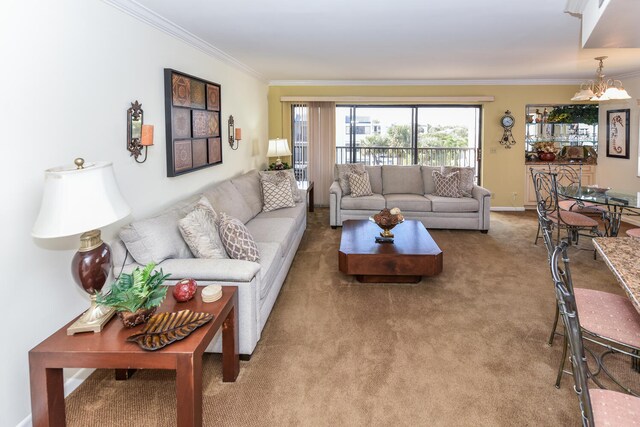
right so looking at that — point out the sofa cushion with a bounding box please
[218,213,260,262]
[255,202,306,231]
[365,166,383,194]
[204,180,253,224]
[443,166,475,197]
[335,163,365,195]
[426,194,479,212]
[119,205,195,266]
[382,165,423,195]
[256,242,282,300]
[341,193,386,210]
[231,170,263,218]
[259,169,302,203]
[261,176,295,212]
[245,217,297,258]
[178,196,228,259]
[433,171,463,198]
[349,171,373,197]
[421,166,442,195]
[384,194,432,212]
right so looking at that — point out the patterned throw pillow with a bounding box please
[349,171,373,197]
[443,167,474,197]
[433,171,463,198]
[178,196,228,259]
[218,213,260,262]
[336,163,365,195]
[259,170,302,203]
[262,176,295,212]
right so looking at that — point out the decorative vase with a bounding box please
[118,307,157,328]
[539,152,556,162]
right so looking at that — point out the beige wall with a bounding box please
[268,84,578,208]
[0,1,268,424]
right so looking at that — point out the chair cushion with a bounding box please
[335,164,365,195]
[365,166,383,194]
[382,165,423,195]
[443,166,475,197]
[341,193,386,210]
[384,194,432,212]
[261,176,295,212]
[590,389,640,427]
[218,213,259,262]
[178,196,228,259]
[558,199,605,214]
[421,166,442,194]
[204,180,253,224]
[574,288,640,348]
[433,171,463,198]
[349,171,373,197]
[425,194,479,213]
[627,228,640,238]
[231,170,263,218]
[548,211,598,227]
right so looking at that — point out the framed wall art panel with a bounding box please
[606,109,630,159]
[164,69,222,176]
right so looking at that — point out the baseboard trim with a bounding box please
[17,368,95,427]
[491,207,526,212]
[623,216,640,227]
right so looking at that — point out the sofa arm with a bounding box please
[120,258,261,283]
[472,185,491,231]
[329,181,342,226]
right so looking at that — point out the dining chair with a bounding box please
[554,277,640,426]
[626,228,640,238]
[555,164,606,216]
[531,168,601,246]
[549,240,640,395]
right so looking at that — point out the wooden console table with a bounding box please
[29,286,239,427]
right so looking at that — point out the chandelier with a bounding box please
[571,56,631,102]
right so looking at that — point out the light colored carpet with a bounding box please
[65,209,635,426]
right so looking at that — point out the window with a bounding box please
[336,105,482,182]
[291,104,308,181]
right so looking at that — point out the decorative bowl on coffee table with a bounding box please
[369,215,404,238]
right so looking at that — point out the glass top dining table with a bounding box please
[558,185,640,237]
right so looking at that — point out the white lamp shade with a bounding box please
[32,161,131,238]
[267,138,292,158]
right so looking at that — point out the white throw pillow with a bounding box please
[218,213,260,262]
[349,171,373,197]
[433,171,463,198]
[178,197,228,259]
[262,177,295,212]
[259,170,302,203]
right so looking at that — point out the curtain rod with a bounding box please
[280,96,495,103]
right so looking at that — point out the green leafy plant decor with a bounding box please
[96,263,170,327]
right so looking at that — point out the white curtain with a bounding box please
[307,102,336,206]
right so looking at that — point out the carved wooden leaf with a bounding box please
[126,309,214,351]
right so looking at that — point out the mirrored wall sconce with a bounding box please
[228,115,242,150]
[127,100,154,163]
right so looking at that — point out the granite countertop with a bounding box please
[592,237,640,314]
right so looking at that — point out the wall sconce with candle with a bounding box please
[127,100,154,163]
[228,115,242,150]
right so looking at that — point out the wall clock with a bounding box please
[499,110,516,149]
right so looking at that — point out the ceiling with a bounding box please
[126,0,640,83]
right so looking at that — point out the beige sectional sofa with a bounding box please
[111,169,306,357]
[329,165,490,232]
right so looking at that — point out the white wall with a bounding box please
[596,75,640,195]
[0,1,268,425]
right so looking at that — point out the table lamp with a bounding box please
[267,138,292,169]
[32,158,131,335]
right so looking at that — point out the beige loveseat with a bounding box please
[329,165,490,232]
[111,169,306,357]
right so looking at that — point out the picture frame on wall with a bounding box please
[606,109,630,159]
[164,69,222,176]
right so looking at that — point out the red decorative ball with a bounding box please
[173,278,197,302]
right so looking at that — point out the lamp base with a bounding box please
[67,295,116,335]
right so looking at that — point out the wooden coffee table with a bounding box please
[339,219,443,283]
[29,286,239,427]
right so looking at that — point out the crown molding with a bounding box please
[564,0,590,15]
[269,79,584,87]
[101,0,265,82]
[280,96,495,103]
[613,69,640,80]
